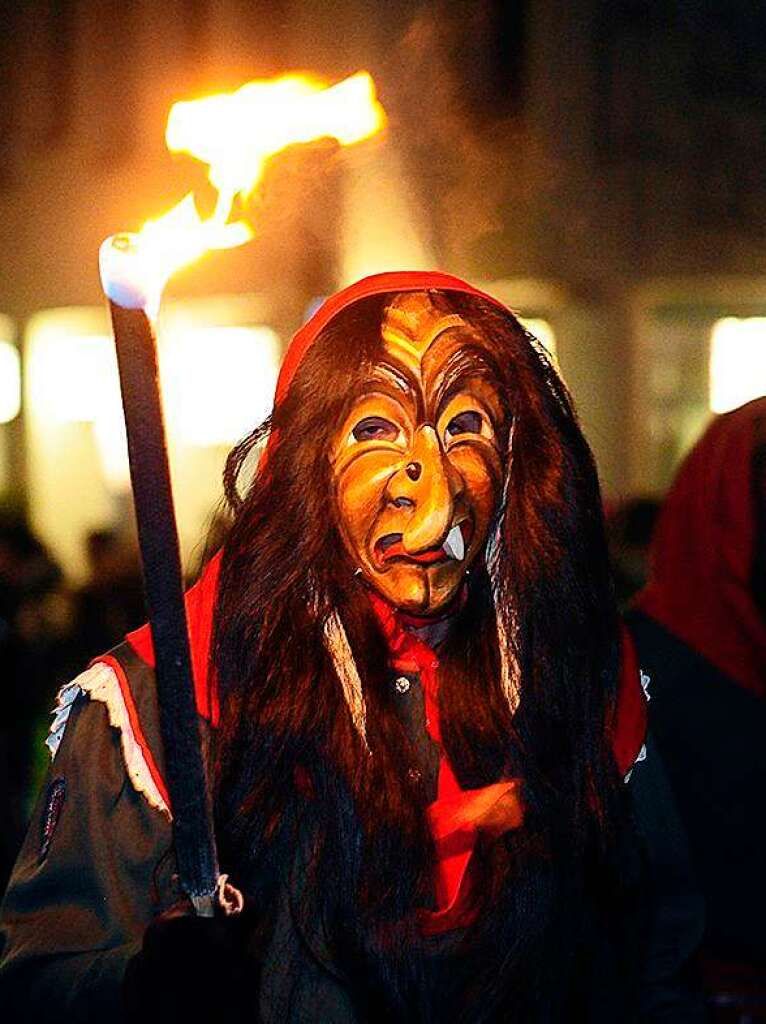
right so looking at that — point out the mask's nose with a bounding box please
[387,425,464,553]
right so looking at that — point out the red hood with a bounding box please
[274,269,508,403]
[634,397,766,698]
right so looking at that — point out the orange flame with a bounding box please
[100,71,386,316]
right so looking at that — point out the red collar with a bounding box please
[366,589,441,677]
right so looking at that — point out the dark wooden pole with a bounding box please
[108,301,219,916]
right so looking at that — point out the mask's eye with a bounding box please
[351,416,400,442]
[445,410,483,438]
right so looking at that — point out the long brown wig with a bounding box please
[212,292,640,1022]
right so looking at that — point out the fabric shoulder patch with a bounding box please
[45,662,170,819]
[39,777,66,862]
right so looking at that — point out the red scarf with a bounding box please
[366,590,646,935]
[367,590,510,933]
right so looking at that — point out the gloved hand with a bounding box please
[122,899,259,1023]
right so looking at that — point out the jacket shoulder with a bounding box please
[48,642,171,817]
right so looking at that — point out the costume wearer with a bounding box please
[628,398,766,969]
[1,273,705,1022]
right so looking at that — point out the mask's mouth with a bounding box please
[374,520,473,568]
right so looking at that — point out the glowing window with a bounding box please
[161,325,280,445]
[27,331,120,423]
[25,304,281,580]
[26,316,280,445]
[25,316,127,487]
[710,317,766,414]
[0,339,21,423]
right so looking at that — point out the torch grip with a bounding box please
[109,302,219,913]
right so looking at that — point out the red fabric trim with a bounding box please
[126,552,222,726]
[613,624,648,776]
[94,653,171,812]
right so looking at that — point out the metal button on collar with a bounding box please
[395,676,411,694]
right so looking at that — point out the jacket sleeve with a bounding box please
[0,691,174,1023]
[630,733,707,1024]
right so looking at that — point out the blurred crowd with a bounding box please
[1,399,765,1020]
[0,518,145,887]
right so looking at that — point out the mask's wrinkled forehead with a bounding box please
[381,291,475,369]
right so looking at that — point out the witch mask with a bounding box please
[331,291,506,615]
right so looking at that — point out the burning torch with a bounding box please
[98,72,385,916]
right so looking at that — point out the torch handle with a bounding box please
[109,302,219,915]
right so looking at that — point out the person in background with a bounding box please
[608,497,662,609]
[67,528,145,669]
[0,516,70,889]
[626,397,766,1019]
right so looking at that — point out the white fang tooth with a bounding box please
[444,524,465,561]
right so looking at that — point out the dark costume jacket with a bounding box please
[0,272,707,1021]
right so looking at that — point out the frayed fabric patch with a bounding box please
[46,680,82,760]
[40,777,66,862]
[47,662,170,818]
